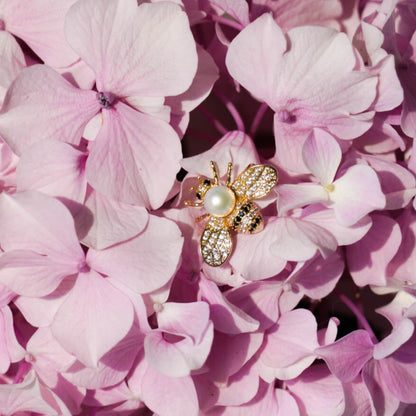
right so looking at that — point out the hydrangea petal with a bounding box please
[302,128,342,186]
[229,217,287,280]
[316,330,374,382]
[269,217,337,261]
[0,250,78,297]
[1,0,79,68]
[261,309,319,370]
[86,101,182,208]
[347,214,402,287]
[330,165,386,226]
[0,191,84,262]
[0,371,59,415]
[0,65,99,156]
[51,270,134,368]
[17,140,87,205]
[87,215,183,294]
[286,365,345,416]
[65,0,197,97]
[0,31,25,101]
[199,277,259,334]
[277,183,328,215]
[226,14,286,105]
[76,188,149,250]
[141,365,199,416]
[14,277,74,328]
[62,325,142,389]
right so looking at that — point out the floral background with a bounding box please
[0,0,415,415]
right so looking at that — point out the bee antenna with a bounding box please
[210,161,219,185]
[226,162,233,186]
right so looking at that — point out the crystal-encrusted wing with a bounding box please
[200,216,232,267]
[231,165,278,200]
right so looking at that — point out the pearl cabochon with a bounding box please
[204,186,236,217]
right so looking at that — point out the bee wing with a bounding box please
[231,165,278,200]
[200,217,232,267]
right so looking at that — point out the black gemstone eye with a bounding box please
[203,179,211,186]
[196,192,201,200]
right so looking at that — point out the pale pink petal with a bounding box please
[16,140,87,204]
[387,208,416,283]
[2,0,79,67]
[226,281,283,331]
[354,114,406,155]
[342,376,373,416]
[251,0,343,30]
[277,183,328,215]
[316,330,374,382]
[27,327,78,386]
[215,361,260,406]
[301,204,372,246]
[87,215,183,294]
[0,371,59,415]
[86,101,182,208]
[0,65,99,156]
[0,31,25,101]
[302,129,342,186]
[273,26,377,120]
[261,310,319,379]
[371,55,404,111]
[145,302,213,377]
[0,191,84,262]
[347,214,402,287]
[362,360,400,416]
[204,332,264,382]
[226,14,286,105]
[58,58,96,90]
[229,217,287,280]
[373,318,414,360]
[65,0,197,97]
[141,364,199,416]
[330,165,386,226]
[379,356,416,403]
[269,216,338,261]
[286,251,344,299]
[0,306,24,373]
[166,45,219,114]
[199,276,259,334]
[209,0,250,26]
[286,364,345,416]
[63,325,142,389]
[0,250,79,297]
[76,187,149,250]
[318,317,339,347]
[14,277,75,328]
[51,270,134,367]
[181,130,261,182]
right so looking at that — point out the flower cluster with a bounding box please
[0,0,416,414]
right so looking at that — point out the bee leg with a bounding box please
[195,213,210,223]
[226,162,233,186]
[210,161,219,185]
[184,200,203,207]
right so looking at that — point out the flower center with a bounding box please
[325,184,335,192]
[276,109,296,123]
[97,91,115,108]
[204,185,236,217]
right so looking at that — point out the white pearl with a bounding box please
[204,186,236,217]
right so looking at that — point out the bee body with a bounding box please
[185,162,278,267]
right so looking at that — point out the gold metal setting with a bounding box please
[185,161,278,267]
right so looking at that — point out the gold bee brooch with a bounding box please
[185,161,278,267]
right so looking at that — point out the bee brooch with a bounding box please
[185,161,278,267]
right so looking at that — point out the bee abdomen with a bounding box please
[231,202,263,234]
